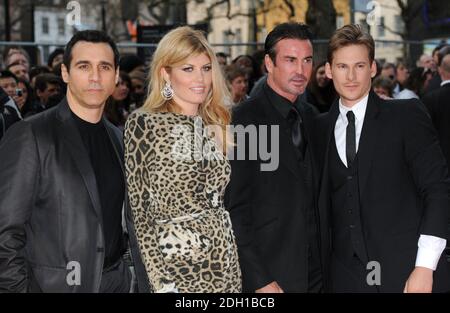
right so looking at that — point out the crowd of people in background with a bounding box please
[1,39,449,140]
[0,46,147,138]
[0,26,450,294]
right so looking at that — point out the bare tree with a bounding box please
[139,0,188,25]
[372,0,439,63]
[306,0,337,62]
[0,0,45,40]
[102,0,130,41]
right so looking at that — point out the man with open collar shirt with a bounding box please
[0,30,149,293]
[315,24,450,293]
[226,22,325,293]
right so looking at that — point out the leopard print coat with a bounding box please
[124,110,242,293]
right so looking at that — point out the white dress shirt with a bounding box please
[334,93,446,271]
[440,79,450,87]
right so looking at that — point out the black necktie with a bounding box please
[288,106,306,158]
[346,111,356,166]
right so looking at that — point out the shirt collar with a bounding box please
[338,93,369,124]
[263,81,302,119]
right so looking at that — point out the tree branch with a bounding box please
[282,0,295,18]
[205,0,229,21]
[396,0,406,12]
[381,23,405,38]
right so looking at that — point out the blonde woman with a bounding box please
[124,26,242,293]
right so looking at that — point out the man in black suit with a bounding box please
[226,23,325,293]
[317,24,450,292]
[423,54,450,253]
[423,54,450,168]
[424,46,450,95]
[0,30,149,292]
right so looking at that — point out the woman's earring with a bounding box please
[161,81,174,100]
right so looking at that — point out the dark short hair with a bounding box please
[372,76,394,97]
[29,65,51,82]
[404,67,427,96]
[265,22,313,64]
[224,64,247,83]
[382,62,397,75]
[34,73,62,92]
[327,24,375,65]
[48,48,65,67]
[437,45,450,67]
[433,44,446,57]
[396,60,409,69]
[63,30,119,72]
[0,70,19,83]
[118,71,131,88]
[119,54,144,73]
[216,52,228,59]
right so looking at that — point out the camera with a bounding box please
[16,88,23,97]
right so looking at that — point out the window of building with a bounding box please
[43,46,50,62]
[359,18,370,33]
[235,28,242,56]
[223,30,233,56]
[42,16,49,35]
[336,14,344,29]
[235,28,242,43]
[395,15,404,33]
[58,18,65,36]
[378,16,385,37]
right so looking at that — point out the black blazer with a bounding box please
[225,85,327,292]
[0,99,150,292]
[316,92,450,292]
[423,84,450,171]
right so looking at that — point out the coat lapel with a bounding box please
[316,100,340,281]
[56,99,103,223]
[356,92,381,199]
[319,99,340,204]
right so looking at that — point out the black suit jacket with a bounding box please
[316,92,450,292]
[423,83,450,169]
[0,99,150,292]
[424,73,442,95]
[225,85,327,292]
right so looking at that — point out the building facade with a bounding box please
[187,0,258,60]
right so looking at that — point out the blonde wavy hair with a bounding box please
[142,26,232,152]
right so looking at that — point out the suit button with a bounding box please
[97,247,104,252]
[348,209,353,214]
[347,175,353,180]
[349,224,355,229]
